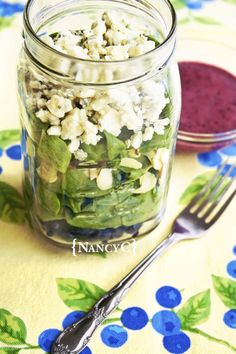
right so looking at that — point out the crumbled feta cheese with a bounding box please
[133,172,157,194]
[143,127,154,141]
[120,158,142,170]
[74,149,88,161]
[47,126,62,136]
[46,95,73,118]
[96,168,113,190]
[153,118,170,135]
[45,11,160,61]
[36,109,60,125]
[130,131,143,149]
[68,138,80,153]
[61,108,85,140]
[76,88,96,98]
[99,107,122,137]
[90,96,111,111]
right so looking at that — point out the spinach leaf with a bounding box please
[120,189,160,226]
[144,34,161,47]
[38,131,71,173]
[140,126,172,154]
[82,139,108,162]
[66,210,122,229]
[63,169,110,198]
[104,131,126,160]
[37,181,61,216]
[66,197,84,213]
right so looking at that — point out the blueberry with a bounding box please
[197,151,222,167]
[101,325,128,348]
[121,307,149,330]
[163,332,191,353]
[152,310,181,336]
[219,164,236,178]
[221,144,236,156]
[156,286,182,308]
[227,261,236,279]
[38,328,61,352]
[0,148,3,157]
[6,145,22,160]
[63,311,86,329]
[224,310,236,329]
[0,166,3,175]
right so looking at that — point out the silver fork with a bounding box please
[51,160,236,354]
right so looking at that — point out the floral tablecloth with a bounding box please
[0,1,236,354]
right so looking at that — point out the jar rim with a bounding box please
[23,0,177,65]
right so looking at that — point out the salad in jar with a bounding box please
[18,8,179,246]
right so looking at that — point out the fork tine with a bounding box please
[206,187,236,226]
[194,161,236,214]
[187,159,229,210]
[203,170,236,219]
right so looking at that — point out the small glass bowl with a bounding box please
[176,28,236,152]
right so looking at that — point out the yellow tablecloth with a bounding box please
[0,1,236,353]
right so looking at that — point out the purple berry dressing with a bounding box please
[179,61,236,134]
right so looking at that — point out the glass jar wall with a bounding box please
[18,0,181,247]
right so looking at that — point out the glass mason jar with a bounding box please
[17,0,181,247]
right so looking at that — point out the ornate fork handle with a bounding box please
[51,233,182,354]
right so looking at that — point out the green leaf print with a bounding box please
[0,130,20,149]
[177,289,211,329]
[170,0,186,10]
[179,171,230,205]
[0,17,15,31]
[0,309,27,345]
[56,278,106,312]
[0,348,20,354]
[193,16,221,25]
[212,275,236,308]
[0,182,27,224]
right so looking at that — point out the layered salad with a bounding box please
[20,11,174,243]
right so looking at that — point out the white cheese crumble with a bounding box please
[42,11,158,61]
[30,11,171,165]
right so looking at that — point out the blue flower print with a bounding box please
[101,325,128,348]
[197,151,222,168]
[121,307,149,330]
[0,166,2,175]
[220,163,236,178]
[186,0,203,9]
[38,328,61,352]
[6,144,22,160]
[156,286,182,308]
[152,310,181,336]
[0,1,24,17]
[233,245,236,256]
[0,147,3,157]
[221,144,236,156]
[224,310,236,329]
[62,311,86,329]
[163,332,191,353]
[227,260,236,279]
